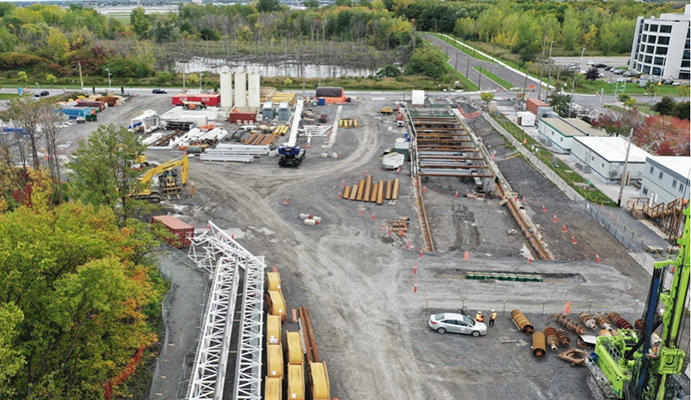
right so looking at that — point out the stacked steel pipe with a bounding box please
[556,329,570,346]
[544,327,559,351]
[511,309,534,334]
[554,314,585,335]
[607,312,633,329]
[343,177,399,203]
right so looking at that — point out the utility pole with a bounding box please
[200,71,203,92]
[105,67,112,93]
[78,62,84,90]
[580,47,586,72]
[617,128,634,207]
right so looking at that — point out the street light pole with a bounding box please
[580,47,586,72]
[105,67,112,93]
[617,128,634,207]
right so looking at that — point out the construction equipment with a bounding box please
[134,156,189,202]
[278,145,305,168]
[586,207,689,400]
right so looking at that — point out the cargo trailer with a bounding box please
[171,94,221,107]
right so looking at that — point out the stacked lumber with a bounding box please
[242,133,277,145]
[342,177,399,204]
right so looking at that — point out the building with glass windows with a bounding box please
[630,5,690,81]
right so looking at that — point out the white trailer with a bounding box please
[128,110,160,134]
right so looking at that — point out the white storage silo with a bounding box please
[248,73,260,108]
[220,66,233,110]
[234,72,247,108]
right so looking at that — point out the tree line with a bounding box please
[0,96,174,398]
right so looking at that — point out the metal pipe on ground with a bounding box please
[356,179,366,201]
[554,314,585,335]
[544,327,559,351]
[370,183,378,202]
[532,332,546,357]
[350,185,358,200]
[363,176,372,202]
[392,178,400,200]
[385,180,392,200]
[377,181,384,205]
[511,309,534,334]
[578,312,596,329]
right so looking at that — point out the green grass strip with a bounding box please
[474,66,513,89]
[490,113,616,206]
[431,33,496,64]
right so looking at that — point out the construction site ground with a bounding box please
[48,93,684,399]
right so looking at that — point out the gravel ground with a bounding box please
[149,95,664,400]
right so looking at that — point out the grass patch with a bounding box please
[0,93,22,100]
[574,79,683,96]
[450,69,479,91]
[490,112,616,206]
[431,33,495,64]
[474,66,513,89]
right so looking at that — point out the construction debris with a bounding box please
[531,331,546,358]
[544,327,559,351]
[554,314,585,335]
[558,348,589,366]
[556,329,571,346]
[607,312,633,329]
[578,312,597,329]
[390,217,409,236]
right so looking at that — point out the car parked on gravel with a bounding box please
[428,313,487,336]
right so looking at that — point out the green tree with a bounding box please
[0,201,164,399]
[652,97,676,116]
[561,8,581,51]
[16,71,28,82]
[0,27,16,52]
[480,92,494,105]
[548,91,574,118]
[406,45,448,79]
[45,27,69,61]
[45,73,57,83]
[304,0,320,8]
[257,0,281,12]
[130,7,151,38]
[67,124,148,224]
[0,302,24,398]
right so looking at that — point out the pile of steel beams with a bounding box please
[406,107,491,178]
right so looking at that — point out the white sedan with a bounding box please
[428,313,487,336]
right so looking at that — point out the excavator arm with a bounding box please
[134,155,189,202]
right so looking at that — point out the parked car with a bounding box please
[40,90,49,97]
[594,63,608,69]
[428,313,487,336]
[152,88,167,94]
[661,79,675,85]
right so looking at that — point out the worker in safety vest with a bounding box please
[475,311,485,323]
[489,310,497,327]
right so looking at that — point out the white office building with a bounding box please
[630,5,691,81]
[640,156,691,205]
[570,136,650,183]
[538,117,607,153]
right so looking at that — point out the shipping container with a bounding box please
[60,107,94,119]
[229,111,257,123]
[264,377,282,400]
[286,331,303,365]
[267,271,281,291]
[310,362,330,400]
[172,94,221,107]
[266,344,284,378]
[152,215,194,248]
[526,98,548,115]
[268,290,287,321]
[315,87,343,98]
[266,314,282,345]
[287,364,305,400]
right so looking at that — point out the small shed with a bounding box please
[152,215,194,248]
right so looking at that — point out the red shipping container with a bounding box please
[229,111,257,123]
[526,98,548,115]
[172,94,221,107]
[152,215,194,248]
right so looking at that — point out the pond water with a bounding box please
[175,58,374,78]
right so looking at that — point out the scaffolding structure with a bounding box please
[186,221,264,400]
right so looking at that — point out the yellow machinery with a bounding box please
[135,156,189,202]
